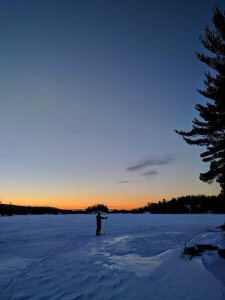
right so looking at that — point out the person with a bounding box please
[96,211,108,235]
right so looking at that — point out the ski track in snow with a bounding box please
[0,214,225,300]
[0,238,80,297]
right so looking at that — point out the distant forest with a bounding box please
[0,194,224,216]
[130,195,225,214]
[0,204,75,216]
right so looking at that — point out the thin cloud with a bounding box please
[118,180,131,184]
[126,155,174,172]
[141,170,158,177]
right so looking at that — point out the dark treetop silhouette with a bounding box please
[176,8,225,196]
[86,204,109,213]
[96,211,108,236]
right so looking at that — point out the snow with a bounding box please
[0,214,225,300]
[186,229,225,249]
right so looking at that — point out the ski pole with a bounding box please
[104,218,108,235]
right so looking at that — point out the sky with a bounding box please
[0,0,224,209]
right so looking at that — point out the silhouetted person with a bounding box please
[96,211,108,235]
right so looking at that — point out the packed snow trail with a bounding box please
[0,214,225,299]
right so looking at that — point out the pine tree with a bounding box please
[175,8,225,196]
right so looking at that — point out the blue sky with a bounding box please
[0,0,224,208]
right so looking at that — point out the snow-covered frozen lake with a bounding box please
[1,214,225,300]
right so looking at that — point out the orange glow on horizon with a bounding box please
[0,194,162,210]
[0,188,219,210]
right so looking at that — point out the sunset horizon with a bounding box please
[0,0,223,211]
[1,188,220,210]
[1,2,225,299]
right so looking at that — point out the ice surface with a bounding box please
[0,214,225,299]
[187,230,225,249]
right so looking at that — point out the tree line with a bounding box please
[130,194,225,214]
[0,204,74,216]
[2,194,224,216]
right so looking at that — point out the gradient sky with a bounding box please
[0,0,224,209]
